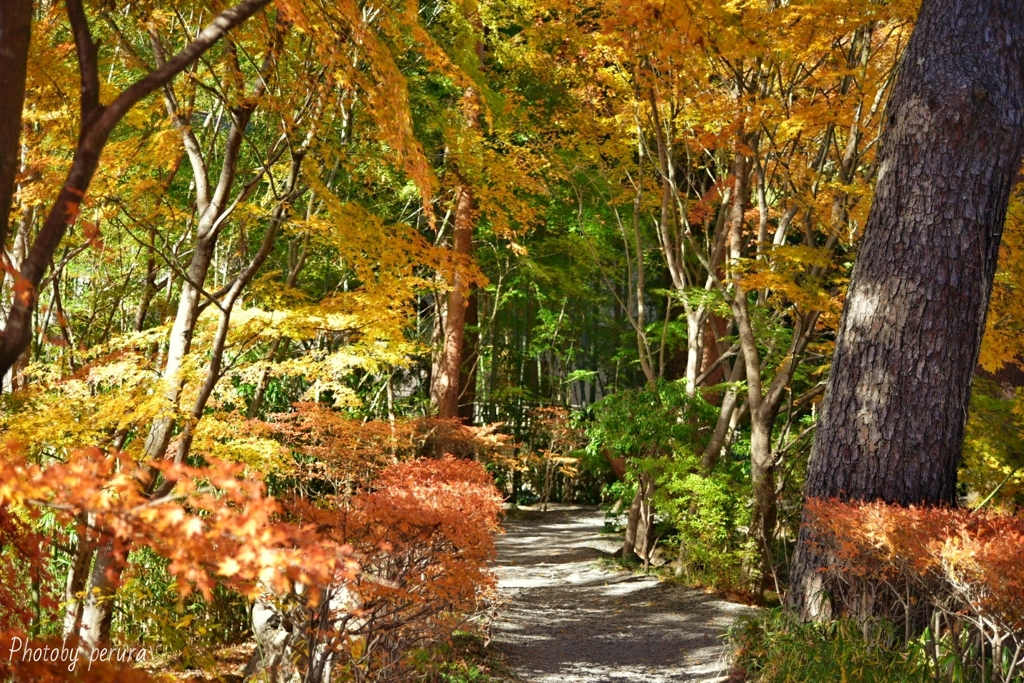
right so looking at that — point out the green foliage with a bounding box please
[730,609,931,683]
[112,548,249,668]
[585,380,715,462]
[587,380,759,589]
[655,452,758,590]
[405,630,514,683]
[961,379,1024,507]
[732,606,1024,683]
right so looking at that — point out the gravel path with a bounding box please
[490,505,755,683]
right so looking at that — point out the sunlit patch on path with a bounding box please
[491,505,755,683]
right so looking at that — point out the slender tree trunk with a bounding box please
[0,0,32,251]
[458,292,478,425]
[726,130,818,593]
[789,0,1024,618]
[2,205,31,391]
[621,471,653,560]
[683,307,706,397]
[76,24,289,649]
[78,539,120,653]
[133,250,158,332]
[702,356,746,469]
[431,185,474,420]
[247,337,288,418]
[621,481,644,558]
[61,514,92,641]
[749,404,780,591]
[700,315,730,400]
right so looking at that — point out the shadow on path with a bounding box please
[490,505,755,683]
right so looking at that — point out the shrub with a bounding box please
[730,608,930,683]
[804,499,1024,681]
[113,547,250,668]
[654,452,758,591]
[250,457,503,683]
[586,380,758,591]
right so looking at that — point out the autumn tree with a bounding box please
[789,0,1024,618]
[500,0,912,589]
[0,0,274,381]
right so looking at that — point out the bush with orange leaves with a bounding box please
[258,402,514,491]
[0,446,360,683]
[247,456,503,683]
[0,447,501,683]
[805,498,1024,680]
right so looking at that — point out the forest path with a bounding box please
[490,505,754,683]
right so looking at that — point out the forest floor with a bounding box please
[490,505,756,683]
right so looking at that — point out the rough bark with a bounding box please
[789,0,1024,618]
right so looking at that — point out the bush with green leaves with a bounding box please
[586,380,714,463]
[586,380,756,588]
[730,609,931,683]
[112,547,250,668]
[653,452,758,590]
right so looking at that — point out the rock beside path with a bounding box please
[490,505,756,682]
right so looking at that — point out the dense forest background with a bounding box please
[2,0,1024,680]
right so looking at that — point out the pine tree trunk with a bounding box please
[789,0,1024,618]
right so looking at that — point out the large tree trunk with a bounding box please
[789,0,1024,619]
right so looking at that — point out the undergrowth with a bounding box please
[729,609,930,683]
[408,630,520,683]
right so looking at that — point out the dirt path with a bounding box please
[490,505,755,683]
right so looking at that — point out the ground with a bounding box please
[490,505,756,683]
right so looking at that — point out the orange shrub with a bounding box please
[805,499,1024,680]
[806,499,1024,630]
[257,457,503,682]
[0,503,50,633]
[258,403,513,488]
